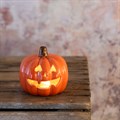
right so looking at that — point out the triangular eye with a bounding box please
[35,65,42,72]
[50,65,56,72]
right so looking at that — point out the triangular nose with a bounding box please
[44,73,47,77]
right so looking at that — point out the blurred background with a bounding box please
[0,0,120,120]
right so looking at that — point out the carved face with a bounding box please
[27,65,61,89]
[20,54,68,96]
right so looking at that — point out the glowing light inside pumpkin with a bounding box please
[27,77,60,89]
[35,65,56,73]
[38,81,50,89]
[35,65,42,72]
[50,65,56,72]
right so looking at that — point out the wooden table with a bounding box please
[0,56,91,120]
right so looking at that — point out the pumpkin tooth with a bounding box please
[38,81,50,89]
[50,77,60,86]
[27,79,38,87]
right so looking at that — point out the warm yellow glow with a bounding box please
[38,81,50,89]
[27,77,60,89]
[44,73,47,77]
[27,79,38,88]
[50,77,60,86]
[50,65,56,72]
[35,65,42,72]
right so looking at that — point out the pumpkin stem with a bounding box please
[39,46,48,57]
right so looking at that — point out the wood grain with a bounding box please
[0,56,91,120]
[0,112,91,120]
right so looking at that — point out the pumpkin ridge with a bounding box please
[47,56,62,95]
[37,57,51,95]
[20,55,37,92]
[25,57,39,94]
[49,54,68,93]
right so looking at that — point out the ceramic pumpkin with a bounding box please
[19,46,68,96]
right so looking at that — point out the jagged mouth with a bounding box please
[27,77,60,89]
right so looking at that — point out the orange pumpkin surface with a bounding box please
[19,46,68,96]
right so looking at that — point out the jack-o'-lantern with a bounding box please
[19,46,68,96]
